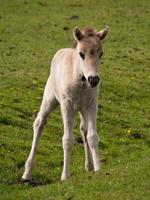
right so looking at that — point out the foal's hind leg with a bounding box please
[22,89,58,181]
[80,113,94,171]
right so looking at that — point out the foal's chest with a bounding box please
[69,85,97,111]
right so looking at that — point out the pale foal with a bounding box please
[22,26,109,181]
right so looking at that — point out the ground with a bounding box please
[0,0,150,199]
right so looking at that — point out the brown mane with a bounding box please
[73,27,97,48]
[83,27,97,36]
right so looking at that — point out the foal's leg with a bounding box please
[22,90,58,181]
[61,100,74,181]
[80,113,94,171]
[86,100,100,172]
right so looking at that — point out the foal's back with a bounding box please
[49,48,80,101]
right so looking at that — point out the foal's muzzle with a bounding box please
[88,75,100,88]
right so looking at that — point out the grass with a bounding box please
[0,0,150,199]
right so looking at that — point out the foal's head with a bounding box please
[73,26,109,88]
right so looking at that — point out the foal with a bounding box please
[22,26,109,181]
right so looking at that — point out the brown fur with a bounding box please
[73,27,98,48]
[83,27,97,36]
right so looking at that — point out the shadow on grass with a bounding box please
[0,116,29,129]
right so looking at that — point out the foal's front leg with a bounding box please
[80,113,94,171]
[87,100,100,172]
[61,99,74,181]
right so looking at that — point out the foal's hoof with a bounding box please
[21,178,32,184]
[61,172,71,181]
[21,172,32,183]
[85,164,94,172]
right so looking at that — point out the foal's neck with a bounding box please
[72,48,83,82]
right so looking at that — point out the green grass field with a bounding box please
[0,0,150,199]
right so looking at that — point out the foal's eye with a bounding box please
[79,52,85,60]
[99,52,103,59]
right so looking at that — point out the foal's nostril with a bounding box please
[88,76,93,83]
[93,76,100,84]
[88,76,100,87]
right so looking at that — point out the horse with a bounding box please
[22,26,109,181]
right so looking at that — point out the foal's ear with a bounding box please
[97,26,109,40]
[73,27,83,41]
